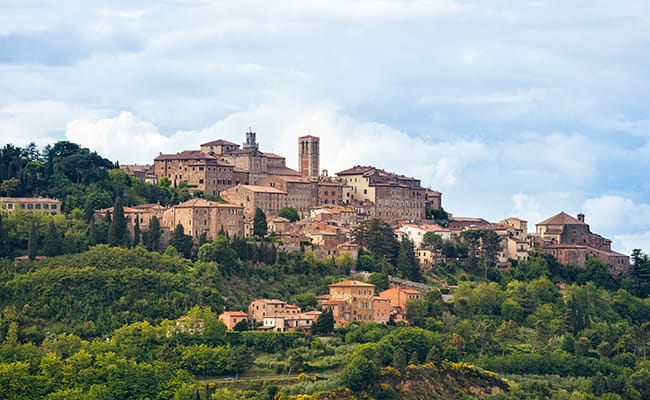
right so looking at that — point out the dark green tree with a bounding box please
[397,236,421,281]
[147,216,162,252]
[170,223,194,258]
[107,197,128,247]
[351,219,400,264]
[278,207,300,222]
[43,221,60,257]
[313,308,334,335]
[253,207,268,237]
[0,213,9,258]
[27,221,39,260]
[133,215,141,247]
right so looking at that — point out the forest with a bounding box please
[1,142,649,399]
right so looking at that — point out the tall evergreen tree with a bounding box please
[147,216,162,252]
[351,218,400,264]
[253,207,268,237]
[0,213,8,258]
[397,236,421,281]
[169,223,193,258]
[43,221,60,257]
[27,222,38,260]
[107,197,127,247]
[133,215,141,247]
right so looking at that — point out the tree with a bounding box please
[367,272,389,292]
[351,219,400,264]
[107,197,128,247]
[397,237,421,281]
[278,207,300,222]
[170,224,194,258]
[253,208,268,237]
[392,347,407,371]
[340,354,377,392]
[43,221,60,257]
[197,236,239,274]
[133,215,141,247]
[0,213,9,258]
[147,216,161,252]
[313,309,334,335]
[27,221,39,260]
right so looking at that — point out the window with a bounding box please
[27,203,33,209]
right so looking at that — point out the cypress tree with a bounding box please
[253,207,268,237]
[107,197,127,247]
[148,216,161,252]
[0,214,8,258]
[27,222,38,260]
[43,221,60,257]
[133,215,141,246]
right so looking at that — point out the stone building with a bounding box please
[248,299,295,323]
[0,197,61,215]
[257,175,317,218]
[153,150,245,196]
[322,280,375,326]
[298,135,319,178]
[220,184,288,220]
[535,212,629,274]
[161,198,244,239]
[336,165,427,223]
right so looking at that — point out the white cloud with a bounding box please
[65,112,169,164]
[581,195,650,236]
[0,101,101,147]
[614,231,650,255]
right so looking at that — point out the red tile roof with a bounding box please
[537,212,584,226]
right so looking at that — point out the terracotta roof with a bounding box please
[266,175,312,183]
[267,167,302,176]
[201,139,238,147]
[231,185,287,194]
[220,311,248,317]
[537,212,584,226]
[336,165,376,176]
[154,150,218,161]
[328,279,375,288]
[175,198,242,208]
[450,217,490,223]
[1,197,60,204]
[263,152,285,159]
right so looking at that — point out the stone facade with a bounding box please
[535,212,629,273]
[161,198,244,239]
[298,135,319,178]
[324,280,375,325]
[257,175,317,218]
[220,184,288,220]
[336,165,426,223]
[0,197,61,215]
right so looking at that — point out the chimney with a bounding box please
[577,213,585,223]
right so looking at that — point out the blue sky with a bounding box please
[1,0,649,254]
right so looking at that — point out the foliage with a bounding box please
[279,207,301,222]
[253,208,268,237]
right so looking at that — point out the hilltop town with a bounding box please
[111,129,629,274]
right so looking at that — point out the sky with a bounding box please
[1,0,649,254]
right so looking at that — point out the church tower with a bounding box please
[299,135,319,178]
[243,127,259,150]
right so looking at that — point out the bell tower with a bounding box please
[298,135,319,178]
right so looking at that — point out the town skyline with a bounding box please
[1,1,649,254]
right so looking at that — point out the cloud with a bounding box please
[65,112,169,164]
[0,101,101,146]
[581,195,650,236]
[614,231,650,255]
